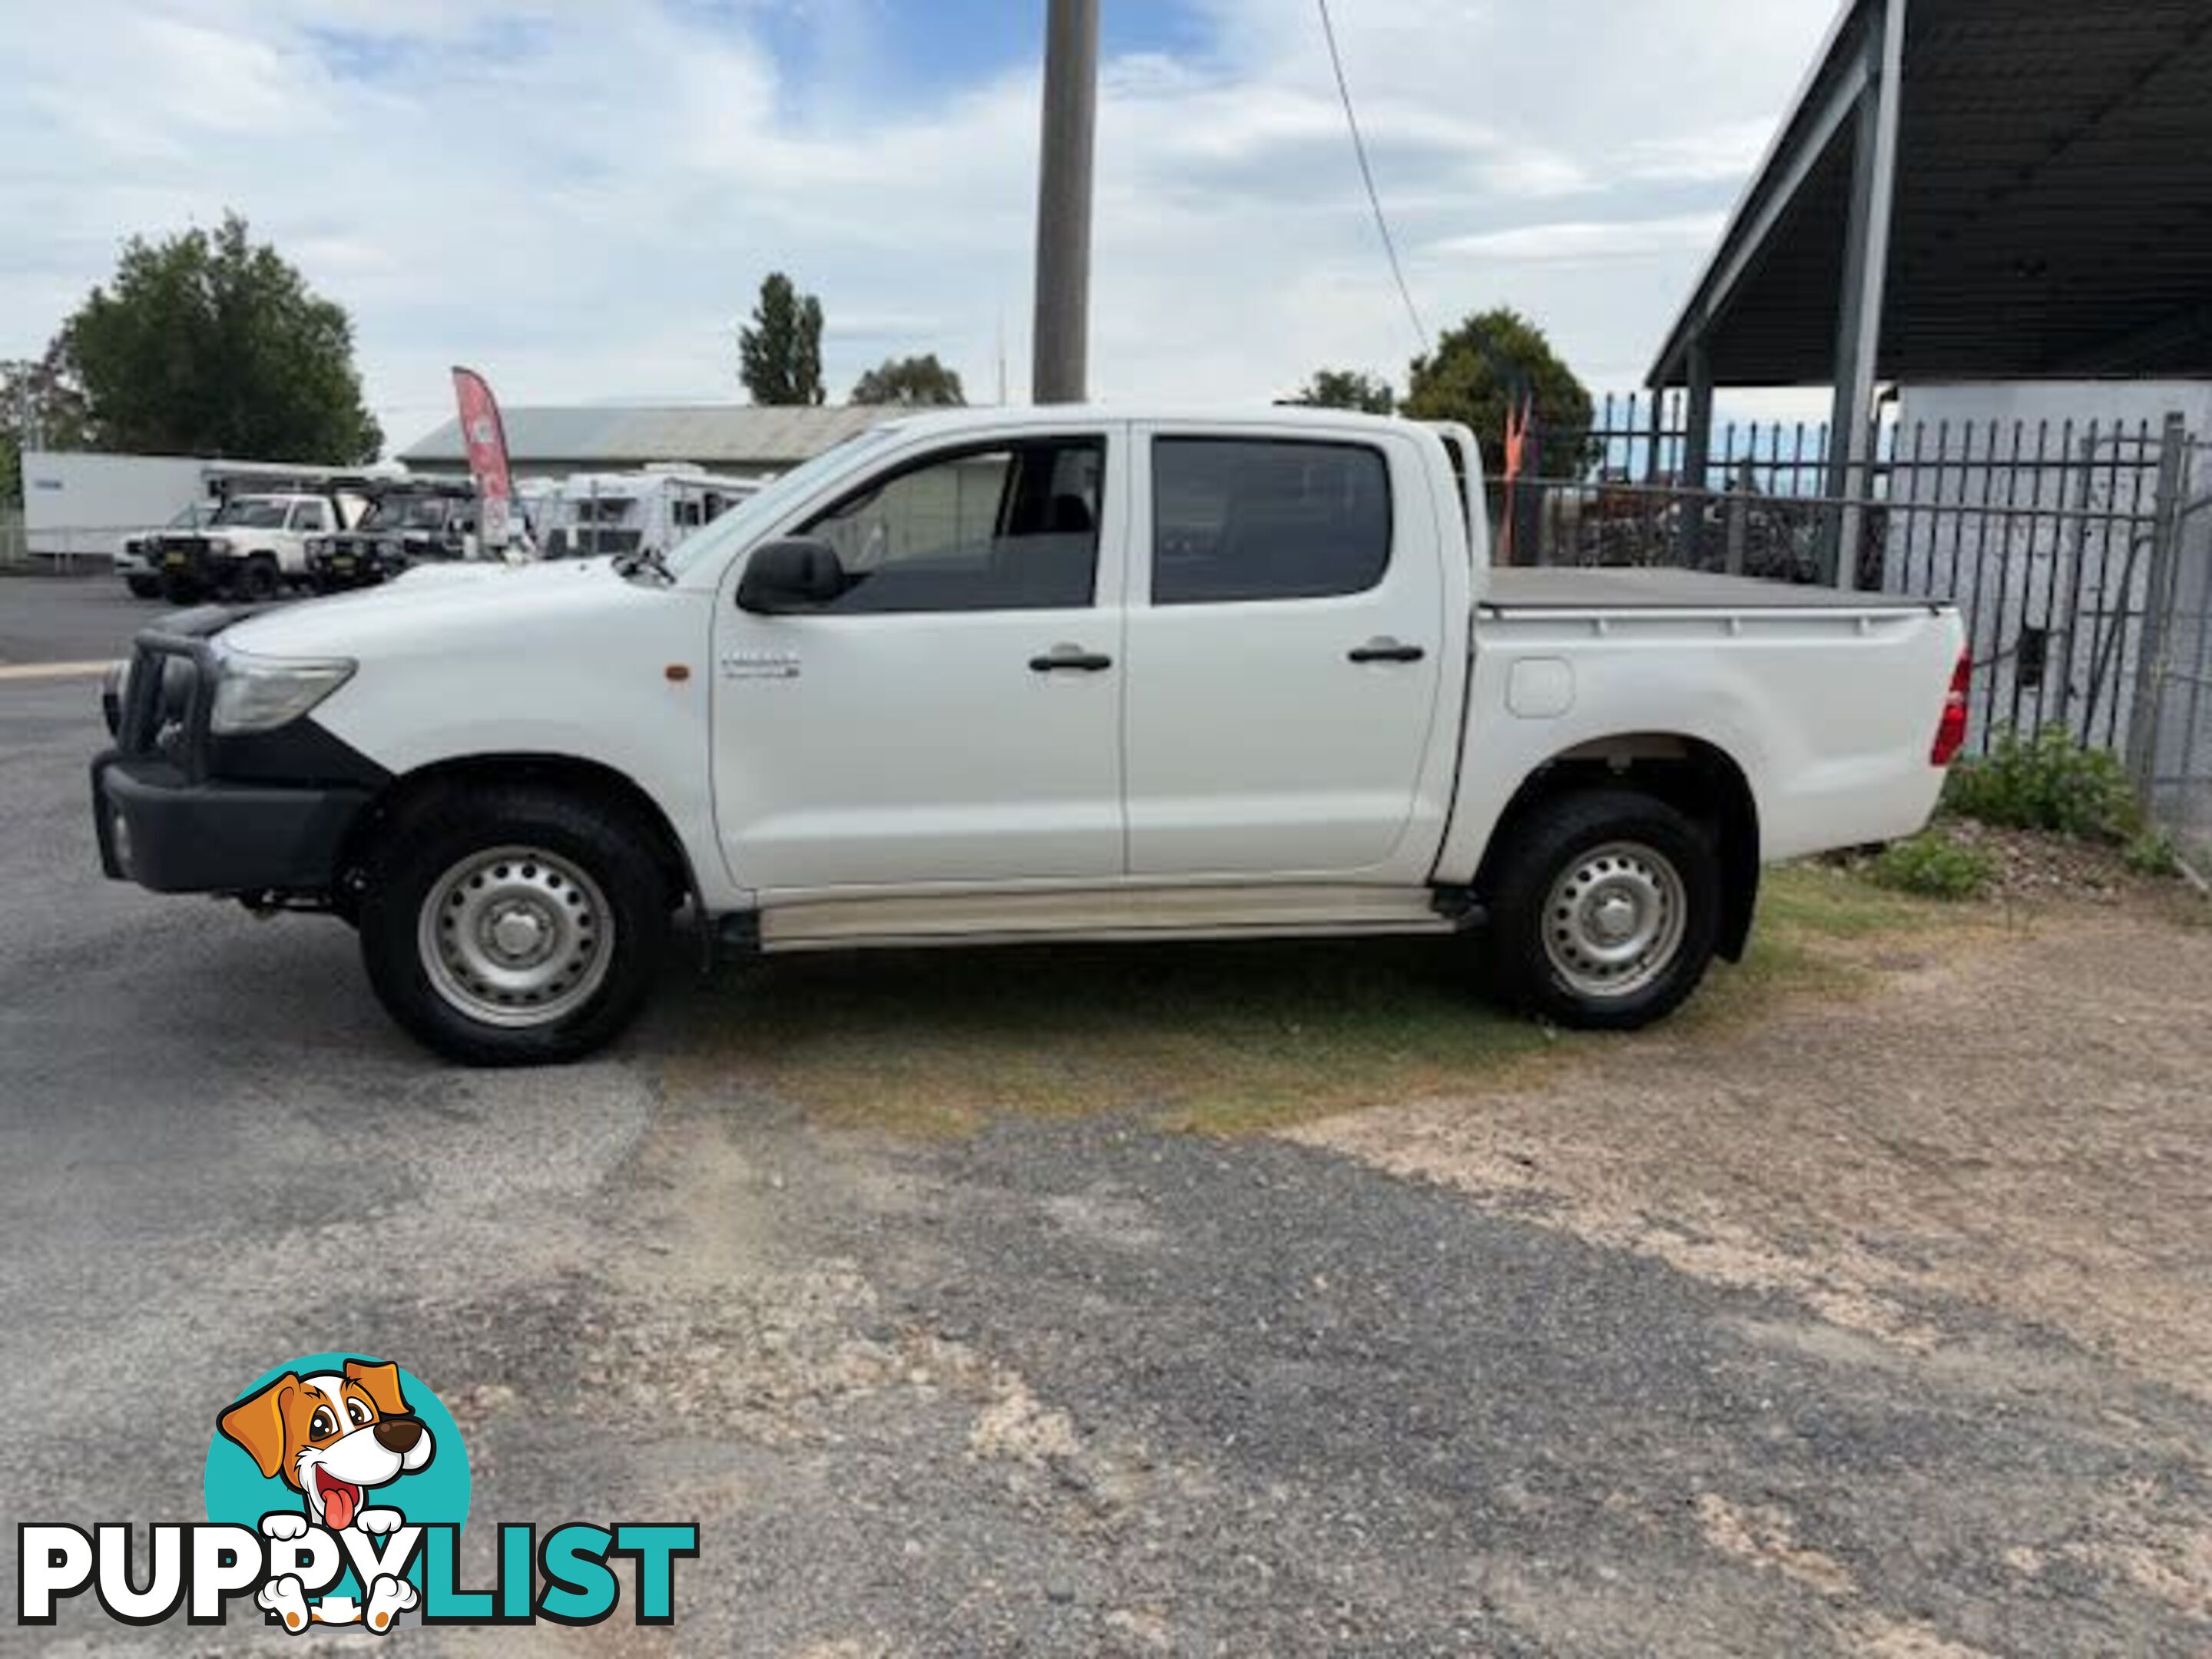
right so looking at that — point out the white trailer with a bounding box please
[20,452,212,561]
[20,451,392,565]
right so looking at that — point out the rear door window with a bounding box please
[1151,438,1391,604]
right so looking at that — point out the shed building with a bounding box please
[1649,0,2212,580]
[398,404,886,480]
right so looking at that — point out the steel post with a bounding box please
[2127,414,2190,800]
[1823,0,1906,586]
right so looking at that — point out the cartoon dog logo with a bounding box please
[217,1359,434,1631]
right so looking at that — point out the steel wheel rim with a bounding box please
[417,845,614,1028]
[1541,840,1687,999]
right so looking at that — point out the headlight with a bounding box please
[306,537,329,557]
[209,647,356,734]
[208,536,233,555]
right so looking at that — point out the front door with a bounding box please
[712,429,1126,896]
[1121,426,1447,877]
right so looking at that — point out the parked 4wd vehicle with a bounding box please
[117,501,217,599]
[151,492,359,604]
[309,482,481,592]
[93,407,1969,1065]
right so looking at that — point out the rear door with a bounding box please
[1122,424,1448,878]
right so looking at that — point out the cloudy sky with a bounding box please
[2,0,1839,452]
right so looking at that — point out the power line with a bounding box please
[1316,0,1429,354]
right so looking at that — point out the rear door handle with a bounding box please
[1349,637,1426,664]
[1030,644,1114,674]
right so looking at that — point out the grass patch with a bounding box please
[659,863,1949,1137]
[662,938,1561,1137]
[2123,832,2183,879]
[1866,829,1996,900]
[1757,860,1948,938]
[1946,725,2144,843]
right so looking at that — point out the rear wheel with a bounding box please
[358,785,670,1065]
[237,555,282,601]
[1479,788,1721,1030]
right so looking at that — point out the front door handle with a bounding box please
[1030,644,1114,674]
[1349,637,1426,664]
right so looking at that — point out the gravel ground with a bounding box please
[2,581,2208,1656]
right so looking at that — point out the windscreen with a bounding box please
[210,499,290,529]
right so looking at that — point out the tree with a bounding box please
[60,211,381,464]
[0,344,91,506]
[850,353,966,408]
[738,272,826,406]
[1288,369,1395,414]
[1401,307,1595,475]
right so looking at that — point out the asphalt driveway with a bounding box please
[2,580,2207,1655]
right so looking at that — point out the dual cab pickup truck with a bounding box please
[93,407,1969,1065]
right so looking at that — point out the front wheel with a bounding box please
[125,575,164,599]
[1479,788,1722,1031]
[358,785,671,1065]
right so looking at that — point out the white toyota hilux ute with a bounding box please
[94,406,1969,1065]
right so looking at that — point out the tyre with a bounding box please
[125,575,163,599]
[357,784,671,1065]
[237,555,282,601]
[1479,787,1722,1031]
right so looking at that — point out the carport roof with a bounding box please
[1650,0,2212,388]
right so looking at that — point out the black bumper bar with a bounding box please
[91,613,386,896]
[93,752,373,895]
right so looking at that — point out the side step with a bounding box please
[715,884,1482,956]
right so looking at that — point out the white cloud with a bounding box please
[0,0,1839,448]
[1618,121,1780,185]
[1432,213,1727,266]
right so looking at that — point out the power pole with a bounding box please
[13,364,42,455]
[1031,0,1099,404]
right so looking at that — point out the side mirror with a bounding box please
[737,537,845,614]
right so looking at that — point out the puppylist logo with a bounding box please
[17,1354,696,1633]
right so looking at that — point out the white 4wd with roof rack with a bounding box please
[92,406,1969,1065]
[148,491,359,604]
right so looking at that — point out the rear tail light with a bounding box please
[1931,651,1970,767]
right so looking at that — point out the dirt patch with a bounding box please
[1695,1492,1858,1598]
[1851,1614,1999,1659]
[968,1373,1082,1466]
[1294,891,2212,1399]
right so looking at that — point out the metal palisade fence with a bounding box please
[1503,392,2211,866]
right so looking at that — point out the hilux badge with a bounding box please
[719,649,801,680]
